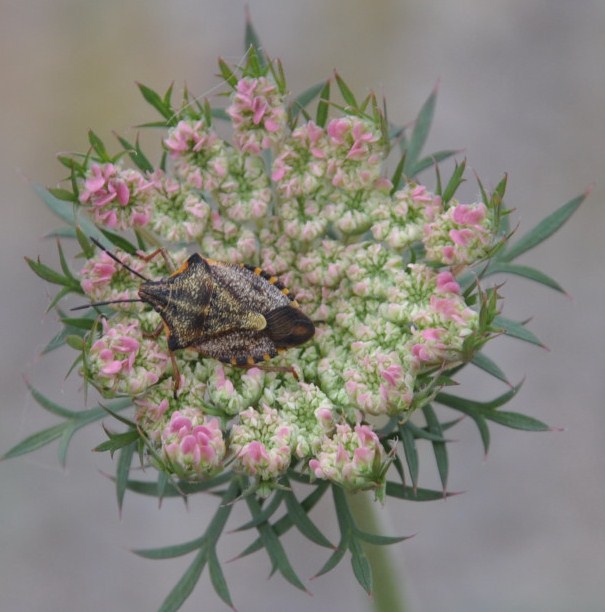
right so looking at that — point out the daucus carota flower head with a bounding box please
[86,318,169,396]
[54,54,501,498]
[79,249,144,308]
[80,163,153,230]
[160,408,226,480]
[226,76,288,154]
[269,381,337,458]
[20,38,579,609]
[309,423,389,493]
[424,200,494,264]
[164,119,229,191]
[230,405,296,491]
[146,171,211,243]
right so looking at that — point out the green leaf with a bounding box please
[48,187,77,202]
[2,423,65,459]
[484,262,565,293]
[88,130,110,161]
[33,184,103,240]
[483,410,550,431]
[353,530,410,546]
[74,227,93,258]
[434,385,549,439]
[441,160,466,204]
[124,472,232,498]
[390,151,407,193]
[238,480,330,559]
[64,335,84,351]
[56,398,134,466]
[399,423,419,490]
[149,480,239,610]
[493,315,545,347]
[137,82,173,121]
[436,386,520,413]
[316,79,331,128]
[217,59,237,88]
[210,107,230,122]
[208,547,234,609]
[409,149,459,176]
[116,440,137,512]
[315,542,347,578]
[27,383,76,418]
[245,495,307,591]
[422,404,449,492]
[349,536,373,595]
[134,535,206,560]
[98,228,138,255]
[59,315,96,330]
[385,482,453,501]
[115,133,154,173]
[25,257,74,288]
[283,488,333,548]
[401,421,448,443]
[289,81,325,121]
[56,240,73,281]
[93,429,140,454]
[500,192,586,262]
[404,86,436,175]
[162,83,175,114]
[473,414,491,454]
[313,487,351,578]
[232,491,284,531]
[334,72,357,108]
[158,546,207,612]
[471,351,510,384]
[244,12,267,70]
[42,324,81,354]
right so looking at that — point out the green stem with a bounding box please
[347,491,408,612]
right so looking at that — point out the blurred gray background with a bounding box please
[2,1,604,611]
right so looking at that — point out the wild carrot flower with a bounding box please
[226,76,288,154]
[309,423,389,493]
[230,405,296,494]
[160,408,226,480]
[424,201,494,264]
[79,163,153,230]
[18,40,580,609]
[86,319,169,396]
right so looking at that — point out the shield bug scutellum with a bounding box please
[73,237,315,394]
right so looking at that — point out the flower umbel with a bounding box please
[18,35,581,610]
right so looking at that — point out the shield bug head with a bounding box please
[73,237,315,393]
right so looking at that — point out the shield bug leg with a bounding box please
[137,246,176,273]
[244,363,300,380]
[78,237,316,397]
[142,321,164,339]
[168,349,182,398]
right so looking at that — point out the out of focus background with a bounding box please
[2,2,604,611]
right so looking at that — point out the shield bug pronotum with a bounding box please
[73,237,315,393]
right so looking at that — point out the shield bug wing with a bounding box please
[195,329,279,366]
[74,239,316,393]
[264,304,315,348]
[138,253,214,351]
[192,260,315,366]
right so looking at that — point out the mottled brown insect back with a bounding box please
[139,253,315,367]
[75,239,315,394]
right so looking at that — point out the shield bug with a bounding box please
[73,237,315,393]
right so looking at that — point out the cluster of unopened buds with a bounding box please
[18,33,582,607]
[62,55,501,499]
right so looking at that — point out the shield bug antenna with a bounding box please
[70,237,149,311]
[72,237,316,396]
